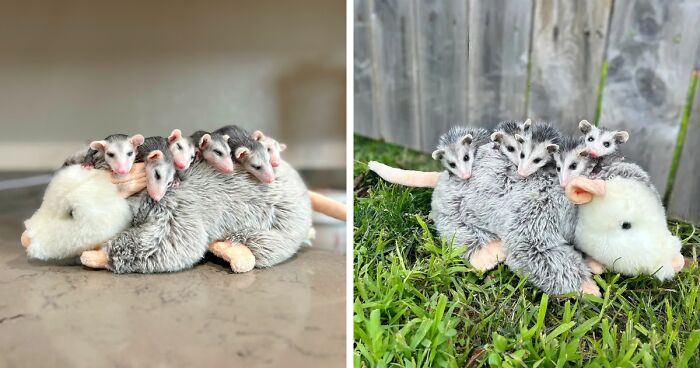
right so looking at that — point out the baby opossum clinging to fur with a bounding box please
[553,136,595,188]
[513,120,561,177]
[82,134,145,174]
[190,130,234,173]
[214,125,275,183]
[432,126,491,180]
[578,120,628,159]
[167,129,197,171]
[136,136,177,202]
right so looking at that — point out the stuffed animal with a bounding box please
[566,174,684,280]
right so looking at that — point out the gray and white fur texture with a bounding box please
[167,129,197,171]
[553,136,596,188]
[578,120,628,175]
[104,159,311,273]
[137,136,176,202]
[190,130,234,173]
[65,134,144,174]
[515,120,561,177]
[214,125,275,183]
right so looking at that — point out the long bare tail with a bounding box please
[367,161,440,188]
[309,190,346,221]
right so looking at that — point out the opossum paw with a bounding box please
[585,257,606,275]
[672,254,684,272]
[229,245,256,273]
[468,241,505,272]
[80,249,108,269]
[579,278,601,297]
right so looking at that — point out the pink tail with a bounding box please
[367,161,439,188]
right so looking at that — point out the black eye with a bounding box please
[463,154,470,162]
[621,222,631,230]
[587,136,594,142]
[520,153,524,159]
[68,209,74,218]
[507,146,515,152]
[177,143,183,150]
[214,149,223,157]
[167,181,173,187]
[107,152,115,158]
[191,155,195,162]
[155,171,161,180]
[127,151,133,157]
[267,147,272,152]
[603,141,610,148]
[448,162,456,168]
[569,163,577,170]
[533,158,542,164]
[252,165,262,170]
[556,166,561,172]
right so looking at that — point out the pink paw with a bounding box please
[580,278,601,297]
[671,254,684,272]
[469,240,506,272]
[585,257,606,275]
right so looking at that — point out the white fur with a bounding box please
[575,177,682,280]
[23,165,132,260]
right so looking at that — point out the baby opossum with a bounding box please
[553,136,595,187]
[190,130,234,173]
[578,120,628,176]
[514,121,561,177]
[167,129,196,171]
[432,126,490,180]
[214,125,275,184]
[260,135,287,168]
[83,134,145,174]
[136,136,176,202]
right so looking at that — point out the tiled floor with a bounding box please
[0,174,346,367]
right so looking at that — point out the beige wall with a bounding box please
[0,0,346,169]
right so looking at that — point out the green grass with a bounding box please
[353,135,700,368]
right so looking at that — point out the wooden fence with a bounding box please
[354,0,700,225]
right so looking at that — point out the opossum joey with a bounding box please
[432,126,490,180]
[554,136,595,187]
[167,129,196,171]
[88,134,144,174]
[578,120,629,158]
[233,130,275,184]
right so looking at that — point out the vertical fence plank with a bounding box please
[598,0,700,193]
[414,0,469,151]
[467,0,533,129]
[370,0,421,150]
[354,0,378,138]
[527,0,612,135]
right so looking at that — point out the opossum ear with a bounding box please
[251,130,265,141]
[147,150,163,162]
[546,144,559,153]
[235,147,250,160]
[199,134,211,149]
[461,134,473,145]
[167,129,182,144]
[431,149,445,160]
[222,134,230,142]
[579,120,592,134]
[566,177,606,204]
[514,134,525,144]
[129,134,144,147]
[522,119,532,131]
[614,131,629,144]
[490,131,504,142]
[279,143,287,152]
[89,140,108,151]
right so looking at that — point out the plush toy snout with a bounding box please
[20,230,31,249]
[565,177,606,204]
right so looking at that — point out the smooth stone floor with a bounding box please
[0,178,346,367]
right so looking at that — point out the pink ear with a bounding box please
[235,147,250,160]
[279,143,287,152]
[251,130,265,141]
[129,134,145,147]
[199,134,211,149]
[168,129,182,144]
[147,150,163,161]
[566,177,606,204]
[89,140,108,151]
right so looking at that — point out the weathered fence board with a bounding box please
[467,0,533,129]
[598,0,700,193]
[370,0,422,150]
[415,0,469,151]
[668,73,700,224]
[527,0,612,135]
[354,0,378,138]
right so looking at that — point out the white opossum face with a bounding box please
[579,120,629,158]
[200,134,234,173]
[22,165,132,260]
[491,131,521,166]
[235,143,275,184]
[554,147,592,187]
[145,150,175,201]
[260,136,287,168]
[168,129,196,170]
[516,135,558,177]
[90,135,144,174]
[432,134,476,180]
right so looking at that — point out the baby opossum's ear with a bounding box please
[147,150,163,162]
[129,134,145,147]
[431,149,445,160]
[522,118,532,132]
[514,134,525,144]
[578,120,592,134]
[279,143,287,152]
[251,130,265,141]
[614,131,629,144]
[89,140,108,151]
[546,144,559,153]
[199,134,211,149]
[222,134,230,142]
[490,131,504,143]
[167,129,182,144]
[461,134,473,145]
[235,147,250,160]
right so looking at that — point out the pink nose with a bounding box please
[21,230,31,249]
[589,150,599,158]
[271,160,280,168]
[176,161,187,170]
[517,170,527,177]
[263,174,274,184]
[148,191,163,201]
[461,173,471,180]
[115,167,129,174]
[218,163,234,173]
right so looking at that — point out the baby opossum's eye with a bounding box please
[127,151,133,157]
[569,163,577,170]
[213,149,223,157]
[621,222,631,230]
[507,146,515,152]
[107,152,115,158]
[167,181,173,187]
[448,162,456,168]
[177,143,183,150]
[587,136,594,142]
[463,154,470,162]
[252,165,262,170]
[556,166,561,172]
[603,141,610,148]
[519,153,524,159]
[68,209,74,219]
[533,158,542,164]
[155,170,161,180]
[190,155,195,162]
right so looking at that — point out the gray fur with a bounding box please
[80,134,132,170]
[553,136,596,187]
[433,126,490,179]
[137,136,176,201]
[104,159,311,273]
[215,125,274,183]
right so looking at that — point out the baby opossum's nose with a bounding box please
[517,169,527,177]
[589,150,599,158]
[271,160,280,168]
[461,172,471,180]
[175,161,187,170]
[115,165,129,174]
[21,230,31,249]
